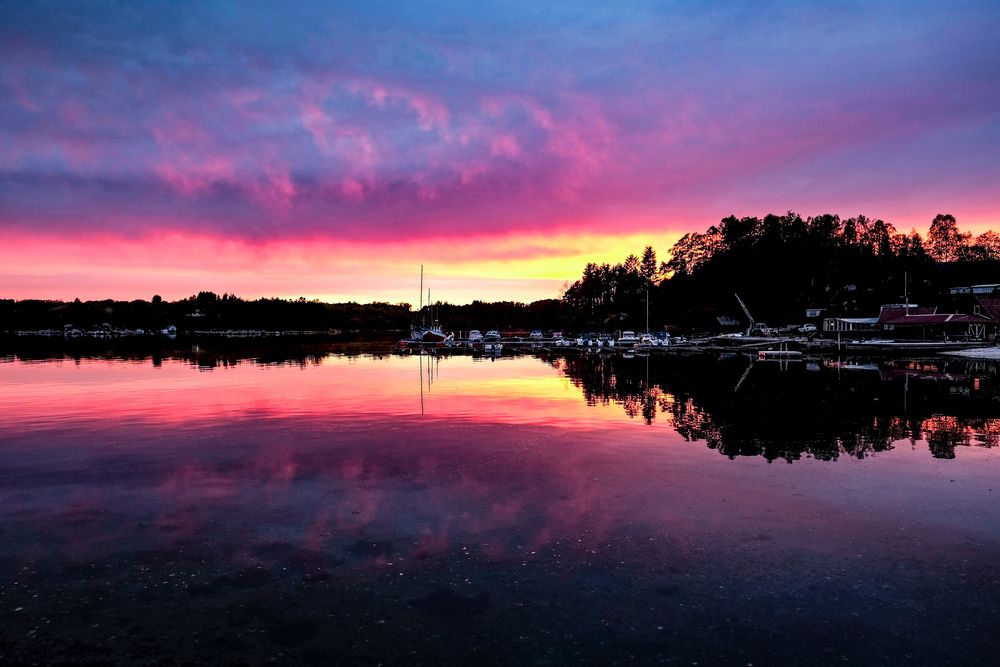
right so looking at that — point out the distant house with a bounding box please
[822,316,879,333]
[825,302,993,340]
[823,304,926,332]
[875,304,937,322]
[881,311,992,340]
[949,283,1000,296]
[947,284,1000,322]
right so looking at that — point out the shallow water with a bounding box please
[1,350,998,664]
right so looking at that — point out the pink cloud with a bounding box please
[298,94,379,198]
[155,155,237,196]
[249,162,297,210]
[1,66,41,112]
[56,98,90,126]
[490,134,522,158]
[347,78,451,133]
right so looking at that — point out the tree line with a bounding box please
[0,292,567,334]
[4,213,996,336]
[561,213,1000,330]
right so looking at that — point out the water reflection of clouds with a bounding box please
[3,352,1000,465]
[5,409,995,576]
[3,354,1000,664]
[0,354,645,433]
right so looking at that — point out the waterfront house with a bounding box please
[824,303,994,340]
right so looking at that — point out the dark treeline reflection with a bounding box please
[1,341,392,370]
[547,353,1000,462]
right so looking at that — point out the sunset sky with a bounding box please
[2,1,998,304]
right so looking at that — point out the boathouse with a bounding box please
[824,303,994,340]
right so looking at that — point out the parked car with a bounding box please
[798,324,817,333]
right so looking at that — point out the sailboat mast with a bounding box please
[419,265,424,326]
[646,289,649,334]
[904,270,909,315]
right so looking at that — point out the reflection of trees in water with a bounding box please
[10,344,389,370]
[922,415,1000,459]
[553,353,1000,462]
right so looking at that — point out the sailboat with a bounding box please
[407,266,452,345]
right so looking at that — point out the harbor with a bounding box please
[396,331,995,358]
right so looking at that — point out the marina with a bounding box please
[397,331,996,358]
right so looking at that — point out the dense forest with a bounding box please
[561,213,1000,331]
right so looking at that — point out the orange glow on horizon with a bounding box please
[0,223,687,304]
[1,204,997,304]
[0,355,682,435]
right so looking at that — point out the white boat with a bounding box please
[408,265,452,344]
[468,329,484,344]
[638,333,656,347]
[484,330,501,343]
[618,330,639,346]
[411,325,451,344]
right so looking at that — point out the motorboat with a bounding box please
[618,330,639,346]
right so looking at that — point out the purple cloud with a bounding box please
[0,0,997,245]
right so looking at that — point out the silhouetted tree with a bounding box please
[967,231,1000,261]
[640,246,658,285]
[927,213,970,262]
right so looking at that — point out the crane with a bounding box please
[734,293,771,337]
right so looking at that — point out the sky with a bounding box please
[1,0,998,305]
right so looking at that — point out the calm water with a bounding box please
[1,350,998,665]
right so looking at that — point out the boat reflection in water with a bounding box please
[1,349,998,664]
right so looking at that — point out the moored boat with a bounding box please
[618,330,639,346]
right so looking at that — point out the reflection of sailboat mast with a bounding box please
[419,352,424,415]
[645,289,649,335]
[904,371,908,416]
[645,353,649,392]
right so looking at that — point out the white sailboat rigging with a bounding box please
[409,266,452,344]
